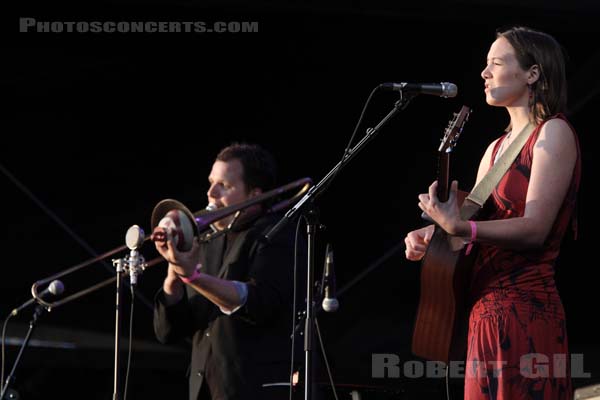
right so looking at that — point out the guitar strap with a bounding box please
[460,122,535,219]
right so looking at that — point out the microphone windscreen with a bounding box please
[125,225,145,250]
[322,298,339,312]
[48,280,65,295]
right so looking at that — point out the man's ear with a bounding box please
[527,64,540,85]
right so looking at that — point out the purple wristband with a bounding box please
[180,264,202,284]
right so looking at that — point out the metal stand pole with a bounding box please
[1,306,46,400]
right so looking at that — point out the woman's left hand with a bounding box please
[417,180,464,236]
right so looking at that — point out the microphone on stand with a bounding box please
[321,244,339,312]
[125,225,145,286]
[11,280,65,316]
[381,82,458,98]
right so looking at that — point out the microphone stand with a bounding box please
[111,244,145,400]
[264,93,415,400]
[4,226,147,400]
[1,305,47,400]
[112,259,125,400]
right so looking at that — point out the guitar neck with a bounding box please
[437,152,450,202]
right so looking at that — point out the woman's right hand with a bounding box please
[404,224,435,261]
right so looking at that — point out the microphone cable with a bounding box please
[445,363,451,400]
[321,85,381,196]
[315,317,339,400]
[123,285,136,400]
[341,85,383,160]
[0,311,14,394]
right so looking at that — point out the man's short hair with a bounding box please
[216,143,277,193]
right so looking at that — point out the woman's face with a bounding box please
[481,36,532,108]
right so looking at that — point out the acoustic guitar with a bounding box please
[411,105,477,364]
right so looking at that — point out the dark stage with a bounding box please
[3,1,600,399]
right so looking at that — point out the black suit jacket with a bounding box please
[154,212,303,400]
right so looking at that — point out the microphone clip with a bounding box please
[112,250,147,287]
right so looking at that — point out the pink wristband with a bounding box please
[179,264,202,284]
[465,220,477,255]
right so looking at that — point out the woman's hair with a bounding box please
[216,142,277,193]
[497,26,568,123]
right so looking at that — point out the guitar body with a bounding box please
[411,192,480,363]
[410,105,476,364]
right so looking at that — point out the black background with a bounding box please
[2,1,600,399]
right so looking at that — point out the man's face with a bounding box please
[206,159,253,230]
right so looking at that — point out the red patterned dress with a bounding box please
[464,114,581,400]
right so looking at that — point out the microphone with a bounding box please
[126,225,146,286]
[321,244,339,312]
[381,82,458,98]
[125,224,145,250]
[11,280,64,316]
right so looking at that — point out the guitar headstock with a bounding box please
[438,105,471,153]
